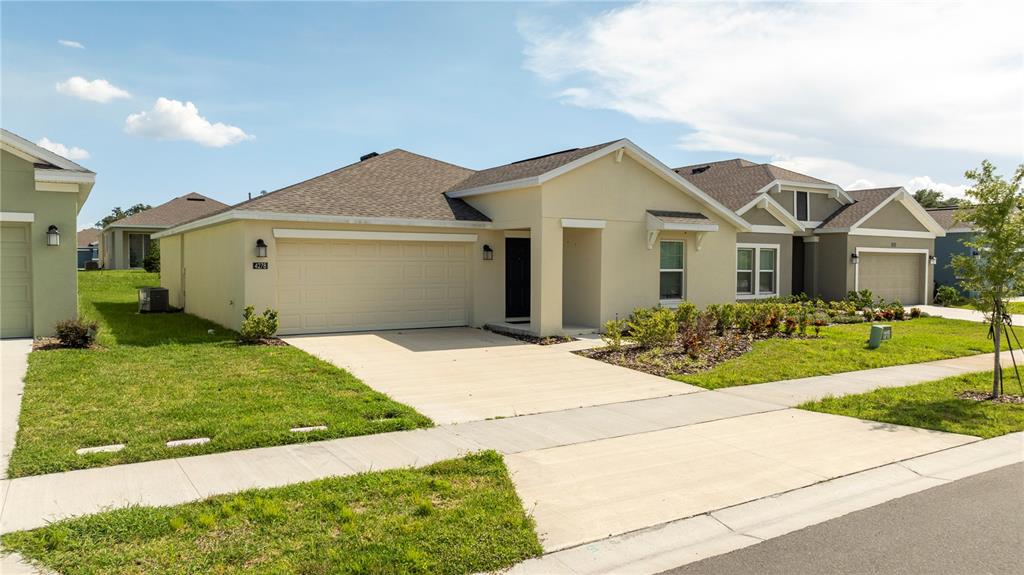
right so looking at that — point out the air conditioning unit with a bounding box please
[139,287,169,313]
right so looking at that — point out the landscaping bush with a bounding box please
[601,318,627,351]
[782,315,798,335]
[673,301,698,332]
[240,305,280,343]
[846,289,875,309]
[812,312,829,336]
[706,303,737,336]
[53,319,98,348]
[910,307,923,319]
[142,239,160,273]
[935,285,962,307]
[627,307,676,349]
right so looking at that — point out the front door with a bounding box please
[505,238,530,318]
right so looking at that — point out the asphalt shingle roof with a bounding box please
[674,159,836,211]
[926,206,974,231]
[447,140,620,193]
[77,228,100,247]
[109,193,230,228]
[817,188,901,229]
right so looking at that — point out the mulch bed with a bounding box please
[32,338,101,351]
[237,337,290,347]
[576,332,755,377]
[957,390,1024,404]
[493,330,577,346]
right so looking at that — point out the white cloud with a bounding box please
[56,76,130,103]
[124,97,253,147]
[904,176,971,199]
[522,2,1023,163]
[58,39,84,49]
[35,137,90,160]
[772,155,969,198]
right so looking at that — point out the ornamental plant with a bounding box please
[240,305,280,343]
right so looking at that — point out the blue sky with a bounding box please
[3,1,1020,229]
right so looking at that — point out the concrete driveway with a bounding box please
[284,327,700,424]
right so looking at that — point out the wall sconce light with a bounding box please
[928,255,937,265]
[46,225,60,246]
[850,252,859,265]
[255,239,268,258]
[482,244,494,261]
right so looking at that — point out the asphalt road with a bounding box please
[661,462,1024,575]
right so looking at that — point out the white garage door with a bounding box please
[276,239,471,335]
[1,223,33,338]
[857,251,925,305]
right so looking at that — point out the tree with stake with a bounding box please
[951,161,1024,398]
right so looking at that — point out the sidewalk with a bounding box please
[912,304,1024,326]
[0,339,32,480]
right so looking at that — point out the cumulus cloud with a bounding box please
[35,137,90,160]
[521,1,1022,186]
[56,76,130,102]
[124,97,253,147]
[58,39,84,49]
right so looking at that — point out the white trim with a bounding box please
[849,188,946,237]
[272,229,478,242]
[504,230,531,238]
[853,247,930,304]
[946,227,973,234]
[803,220,823,227]
[748,225,795,235]
[658,239,686,302]
[447,139,752,232]
[105,223,171,230]
[646,211,720,232]
[752,180,853,205]
[736,242,781,298]
[154,209,493,239]
[34,168,95,185]
[849,228,936,239]
[737,194,804,232]
[560,218,606,229]
[0,212,35,222]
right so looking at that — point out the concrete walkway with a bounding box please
[285,328,700,424]
[912,304,1024,325]
[1,339,32,479]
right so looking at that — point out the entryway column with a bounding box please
[531,218,563,336]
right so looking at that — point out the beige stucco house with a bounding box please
[0,129,95,338]
[100,192,228,269]
[155,139,943,337]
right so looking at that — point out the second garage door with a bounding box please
[1,223,33,338]
[857,251,925,305]
[276,239,471,335]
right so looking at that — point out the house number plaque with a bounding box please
[252,262,269,270]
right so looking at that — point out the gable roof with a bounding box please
[817,188,901,229]
[1,128,96,212]
[106,193,230,229]
[926,206,974,232]
[446,141,620,193]
[213,150,488,223]
[674,158,843,211]
[77,228,100,247]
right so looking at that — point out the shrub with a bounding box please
[706,303,736,336]
[734,304,753,333]
[832,314,864,324]
[53,319,98,348]
[935,285,962,307]
[811,312,829,336]
[846,289,875,309]
[909,307,923,319]
[674,301,698,332]
[628,307,677,349]
[782,315,798,335]
[602,318,628,351]
[143,239,160,273]
[240,305,279,343]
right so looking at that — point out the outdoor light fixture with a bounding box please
[850,252,859,265]
[255,239,268,258]
[46,225,60,247]
[929,255,937,265]
[482,244,494,261]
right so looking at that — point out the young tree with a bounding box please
[913,188,959,208]
[95,203,151,228]
[951,160,1024,397]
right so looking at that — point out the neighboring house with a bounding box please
[77,228,100,269]
[927,206,975,294]
[0,129,95,338]
[100,193,228,269]
[154,139,942,337]
[676,159,945,305]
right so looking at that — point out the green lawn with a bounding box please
[800,369,1024,439]
[1,451,542,575]
[7,271,431,478]
[673,318,1002,389]
[953,302,1024,314]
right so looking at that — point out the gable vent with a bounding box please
[360,152,379,162]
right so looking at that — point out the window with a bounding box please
[659,240,685,301]
[128,233,151,268]
[796,191,809,221]
[736,244,779,296]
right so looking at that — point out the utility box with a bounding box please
[868,324,892,349]
[139,287,169,313]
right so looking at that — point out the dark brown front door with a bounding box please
[505,238,530,318]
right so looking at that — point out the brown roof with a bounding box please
[926,206,974,231]
[223,150,488,222]
[447,140,620,193]
[817,187,901,229]
[647,210,712,225]
[108,193,230,228]
[674,159,836,211]
[77,228,100,247]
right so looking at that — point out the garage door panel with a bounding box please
[1,222,33,338]
[858,252,925,305]
[277,239,471,334]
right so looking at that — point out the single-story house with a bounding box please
[155,139,942,337]
[927,206,975,294]
[676,159,945,305]
[77,228,100,269]
[0,128,95,338]
[100,192,228,269]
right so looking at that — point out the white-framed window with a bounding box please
[659,240,685,302]
[737,243,780,297]
[795,191,809,222]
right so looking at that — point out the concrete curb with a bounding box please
[499,432,1023,574]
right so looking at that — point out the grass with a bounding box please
[672,317,1003,389]
[7,271,431,478]
[1,451,542,575]
[952,302,1024,314]
[800,368,1024,439]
